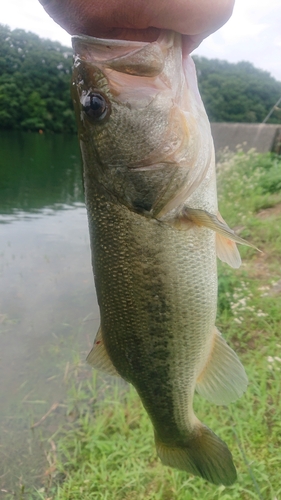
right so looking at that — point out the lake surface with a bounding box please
[0,132,100,495]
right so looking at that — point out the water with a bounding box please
[0,132,100,495]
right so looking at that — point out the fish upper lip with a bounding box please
[71,30,173,48]
[72,34,148,48]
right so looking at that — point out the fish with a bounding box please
[71,31,249,486]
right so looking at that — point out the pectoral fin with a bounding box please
[215,211,241,268]
[173,207,258,268]
[178,207,253,246]
[216,232,242,269]
[87,327,120,377]
[196,327,248,405]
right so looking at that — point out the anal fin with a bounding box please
[87,327,120,377]
[196,327,248,405]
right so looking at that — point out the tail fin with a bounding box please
[155,425,237,486]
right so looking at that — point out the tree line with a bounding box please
[194,56,281,124]
[0,24,75,133]
[0,24,280,133]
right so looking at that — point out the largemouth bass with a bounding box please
[72,31,249,486]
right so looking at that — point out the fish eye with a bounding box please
[82,92,110,120]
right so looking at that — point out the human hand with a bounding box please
[39,0,234,51]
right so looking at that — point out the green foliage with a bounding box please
[194,56,281,123]
[217,151,281,228]
[0,24,75,133]
[258,158,281,194]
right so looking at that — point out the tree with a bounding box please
[193,56,281,123]
[0,24,75,133]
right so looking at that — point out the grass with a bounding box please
[38,151,281,500]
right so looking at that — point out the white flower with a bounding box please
[234,317,242,324]
[256,311,268,317]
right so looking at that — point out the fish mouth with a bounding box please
[71,30,174,49]
[72,31,177,78]
[71,32,178,109]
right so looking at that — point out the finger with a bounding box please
[146,0,235,36]
[39,0,235,42]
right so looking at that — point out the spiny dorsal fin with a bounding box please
[87,327,120,377]
[196,327,248,405]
